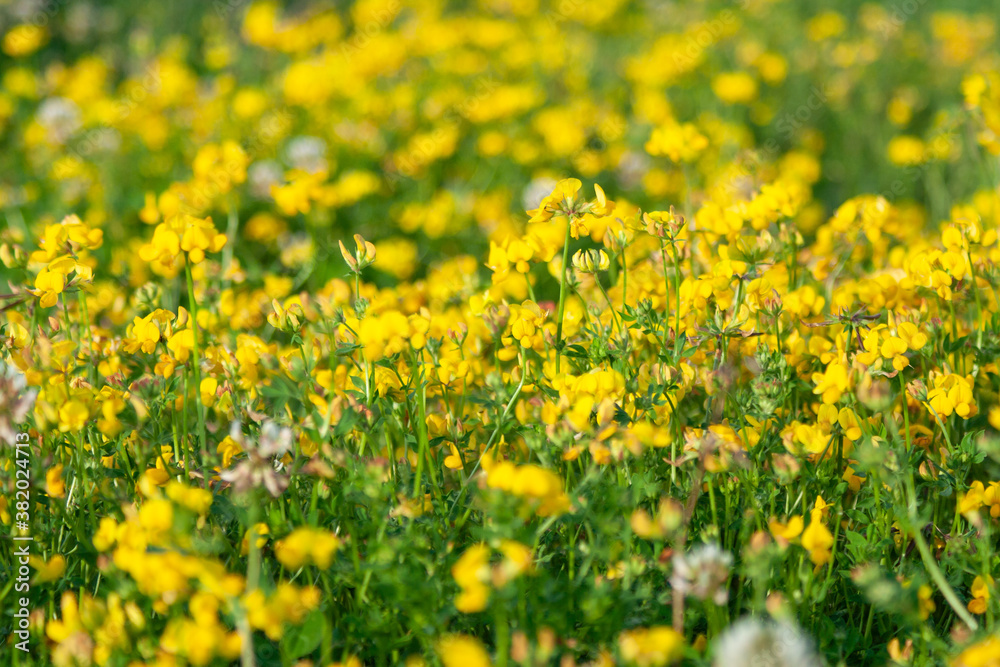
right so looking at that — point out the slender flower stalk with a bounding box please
[185,262,208,470]
[555,217,573,374]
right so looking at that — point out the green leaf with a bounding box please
[283,609,328,659]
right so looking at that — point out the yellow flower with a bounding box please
[138,498,174,542]
[329,658,363,667]
[926,373,977,419]
[241,523,270,555]
[199,377,219,408]
[267,298,304,332]
[645,121,708,163]
[954,636,1000,667]
[28,554,66,583]
[812,495,833,519]
[139,191,160,224]
[486,241,512,284]
[483,456,570,517]
[271,170,325,215]
[373,237,418,279]
[917,584,936,620]
[444,443,464,470]
[781,421,830,457]
[93,517,120,552]
[2,24,48,57]
[983,482,1000,518]
[506,301,547,349]
[217,435,244,468]
[127,313,164,354]
[46,592,83,642]
[58,400,89,433]
[843,466,865,492]
[572,248,610,274]
[526,178,582,223]
[592,183,616,216]
[437,635,491,667]
[618,626,684,666]
[812,361,850,404]
[768,516,804,544]
[165,481,214,515]
[138,223,181,268]
[887,135,927,166]
[880,335,909,371]
[179,215,227,264]
[495,541,533,586]
[837,408,863,441]
[801,511,834,565]
[807,10,846,41]
[711,71,759,104]
[138,215,225,275]
[33,268,65,308]
[167,327,196,363]
[339,233,377,273]
[275,527,341,570]
[969,575,993,615]
[630,498,682,539]
[505,238,533,274]
[46,465,66,498]
[896,321,928,350]
[959,481,987,514]
[452,543,491,613]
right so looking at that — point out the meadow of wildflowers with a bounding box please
[3,1,1000,665]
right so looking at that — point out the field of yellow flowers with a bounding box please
[3,0,1000,665]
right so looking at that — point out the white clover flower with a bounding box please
[616,150,650,190]
[671,542,733,605]
[285,135,328,173]
[36,97,82,144]
[712,618,819,667]
[220,420,294,497]
[248,160,283,199]
[522,177,558,211]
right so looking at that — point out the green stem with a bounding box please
[912,519,977,630]
[906,471,978,630]
[185,263,208,474]
[620,247,627,313]
[496,600,510,667]
[77,288,95,384]
[658,239,672,356]
[247,502,261,590]
[597,280,624,345]
[899,375,911,450]
[967,249,984,352]
[668,238,683,360]
[448,358,529,517]
[412,358,437,497]
[222,199,239,291]
[555,218,573,374]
